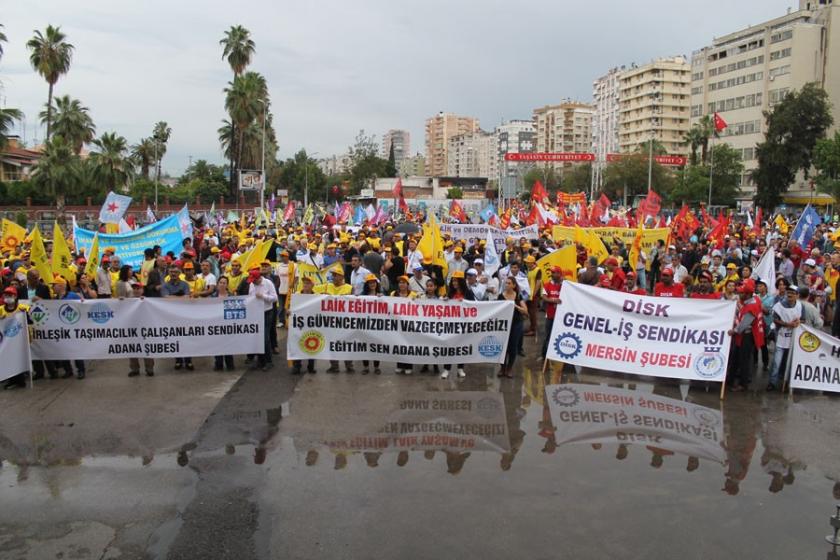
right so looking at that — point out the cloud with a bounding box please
[2,0,793,174]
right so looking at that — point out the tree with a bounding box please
[814,130,840,200]
[347,130,388,192]
[278,149,326,202]
[27,25,74,140]
[224,71,266,190]
[522,166,560,193]
[220,25,255,77]
[0,107,24,150]
[131,138,156,180]
[0,23,6,62]
[684,126,706,167]
[40,95,95,154]
[670,144,743,206]
[752,82,833,208]
[561,163,592,193]
[385,143,397,177]
[446,187,464,199]
[152,121,171,184]
[602,153,673,200]
[30,135,80,211]
[89,132,132,193]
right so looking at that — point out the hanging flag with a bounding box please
[752,207,763,236]
[268,193,276,213]
[753,248,777,296]
[84,233,101,277]
[51,222,74,282]
[774,214,789,234]
[628,221,644,271]
[338,202,353,224]
[557,191,587,206]
[353,205,365,225]
[283,201,296,223]
[479,203,497,224]
[29,227,53,283]
[790,204,821,247]
[536,245,578,282]
[176,204,193,240]
[449,200,469,223]
[119,218,133,233]
[303,204,315,226]
[483,229,501,277]
[713,112,728,132]
[499,208,512,229]
[746,209,754,229]
[99,191,133,224]
[392,178,403,199]
[365,204,376,222]
[1,219,27,253]
[531,180,549,205]
[146,206,157,223]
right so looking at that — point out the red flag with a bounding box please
[392,178,403,199]
[398,196,409,214]
[752,207,763,235]
[449,200,468,223]
[531,180,549,205]
[283,201,295,222]
[499,208,511,229]
[713,112,727,132]
[645,190,662,215]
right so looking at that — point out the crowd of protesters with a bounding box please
[1,206,837,393]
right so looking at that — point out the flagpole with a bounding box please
[707,135,715,207]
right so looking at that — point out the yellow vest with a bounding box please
[0,302,29,318]
[314,282,352,295]
[185,276,206,296]
[228,272,246,293]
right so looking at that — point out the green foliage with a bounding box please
[522,166,561,193]
[0,107,24,149]
[752,82,833,208]
[561,163,591,193]
[40,95,95,153]
[15,211,27,228]
[602,153,673,200]
[27,25,74,139]
[814,130,840,201]
[89,131,132,193]
[446,187,464,199]
[30,135,81,210]
[670,144,743,206]
[347,130,387,193]
[278,150,326,201]
[385,143,397,177]
[220,25,255,77]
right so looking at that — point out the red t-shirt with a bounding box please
[627,288,647,296]
[654,282,685,297]
[690,292,720,300]
[542,281,562,319]
[609,268,626,291]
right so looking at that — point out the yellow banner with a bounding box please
[553,226,669,255]
[536,245,578,282]
[1,219,27,253]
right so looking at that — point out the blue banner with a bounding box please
[73,212,189,268]
[790,204,821,248]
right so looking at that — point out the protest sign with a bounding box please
[318,392,510,453]
[789,325,840,394]
[29,297,263,360]
[287,295,514,364]
[74,212,188,268]
[0,312,32,383]
[545,384,725,463]
[439,224,539,251]
[552,226,669,256]
[546,282,736,382]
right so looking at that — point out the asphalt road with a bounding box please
[1,329,840,559]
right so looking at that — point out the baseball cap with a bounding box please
[738,279,755,294]
[183,262,194,270]
[210,247,221,254]
[474,258,484,265]
[551,266,563,274]
[805,258,817,267]
[452,270,465,279]
[661,267,674,276]
[365,274,378,282]
[331,266,344,276]
[3,287,17,296]
[413,263,423,271]
[524,255,536,264]
[605,257,618,266]
[466,268,477,276]
[726,263,737,269]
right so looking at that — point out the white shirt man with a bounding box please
[473,259,499,298]
[408,264,430,295]
[249,273,278,311]
[466,269,486,300]
[349,255,371,295]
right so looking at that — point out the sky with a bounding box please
[1,0,795,175]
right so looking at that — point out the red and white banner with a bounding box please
[606,153,687,166]
[789,325,840,394]
[504,152,595,162]
[546,282,736,382]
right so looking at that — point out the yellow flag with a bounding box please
[244,239,273,270]
[1,218,27,253]
[429,214,446,269]
[302,204,314,225]
[536,245,578,282]
[628,222,644,271]
[295,262,330,287]
[574,226,608,264]
[105,223,120,234]
[774,214,789,234]
[254,210,263,229]
[84,233,101,277]
[51,222,75,281]
[29,227,54,283]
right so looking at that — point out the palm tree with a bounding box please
[30,135,79,212]
[684,126,706,166]
[27,25,74,140]
[0,107,24,150]
[224,71,267,173]
[152,121,171,183]
[131,137,156,180]
[220,25,255,77]
[90,132,132,193]
[40,95,95,154]
[0,23,7,63]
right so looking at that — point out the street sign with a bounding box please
[606,153,687,166]
[504,152,595,162]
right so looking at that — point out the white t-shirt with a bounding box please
[200,272,217,288]
[772,301,802,349]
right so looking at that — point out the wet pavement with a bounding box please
[2,330,840,559]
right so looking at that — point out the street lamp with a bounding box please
[258,99,267,209]
[304,151,319,207]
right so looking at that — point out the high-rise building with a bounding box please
[424,112,480,176]
[446,131,498,178]
[495,119,536,199]
[690,0,840,201]
[532,101,594,173]
[592,67,624,162]
[382,129,410,168]
[398,153,426,177]
[618,56,691,157]
[317,154,352,176]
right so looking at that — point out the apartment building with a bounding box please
[424,112,480,177]
[690,0,840,201]
[381,129,410,167]
[532,101,594,174]
[398,153,426,177]
[618,56,691,157]
[446,131,498,179]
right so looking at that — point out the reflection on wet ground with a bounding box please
[2,356,840,558]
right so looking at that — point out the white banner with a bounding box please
[789,325,840,393]
[439,224,539,251]
[0,312,32,382]
[29,297,264,360]
[546,282,736,382]
[287,295,514,364]
[546,384,726,463]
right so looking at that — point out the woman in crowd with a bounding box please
[391,275,415,375]
[498,276,528,379]
[211,276,236,372]
[115,264,134,299]
[127,279,155,377]
[361,274,383,375]
[441,271,474,379]
[417,279,441,376]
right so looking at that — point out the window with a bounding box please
[769,87,790,105]
[770,29,793,44]
[770,47,792,61]
[769,65,791,78]
[691,105,703,117]
[692,71,704,81]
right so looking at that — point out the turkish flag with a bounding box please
[531,180,548,205]
[392,178,403,199]
[713,112,727,132]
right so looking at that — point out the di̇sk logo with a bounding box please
[58,303,81,325]
[553,332,582,359]
[477,335,503,358]
[87,303,114,324]
[550,386,580,407]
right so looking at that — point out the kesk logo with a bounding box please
[3,317,23,338]
[299,331,325,355]
[28,303,50,326]
[87,303,114,324]
[478,335,503,358]
[58,303,81,325]
[798,331,820,353]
